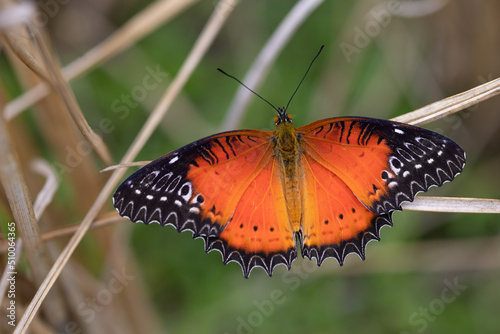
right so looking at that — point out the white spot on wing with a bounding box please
[160,196,167,201]
[394,128,404,135]
[189,207,200,214]
[135,189,141,195]
[169,156,179,164]
[146,195,153,200]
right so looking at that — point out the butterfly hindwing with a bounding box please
[206,158,297,277]
[300,152,392,265]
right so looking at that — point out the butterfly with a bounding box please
[113,108,465,278]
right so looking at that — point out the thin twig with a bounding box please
[403,196,500,214]
[1,33,49,81]
[101,161,150,173]
[0,113,46,283]
[31,159,59,219]
[0,106,67,328]
[0,160,58,305]
[28,26,113,165]
[391,76,500,125]
[0,212,124,254]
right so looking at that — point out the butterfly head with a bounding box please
[275,107,292,125]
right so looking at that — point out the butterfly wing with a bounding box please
[300,152,393,265]
[113,130,296,277]
[297,117,465,264]
[205,157,297,277]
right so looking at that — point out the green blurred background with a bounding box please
[2,0,500,333]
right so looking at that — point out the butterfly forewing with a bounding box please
[114,130,272,234]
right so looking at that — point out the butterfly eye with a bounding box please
[287,113,292,120]
[274,115,279,124]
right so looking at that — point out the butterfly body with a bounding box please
[274,111,303,230]
[114,112,465,278]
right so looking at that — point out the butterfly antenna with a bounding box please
[284,45,324,112]
[217,68,280,114]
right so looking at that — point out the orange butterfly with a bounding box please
[113,111,465,277]
[113,51,465,278]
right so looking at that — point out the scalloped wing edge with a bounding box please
[204,237,297,278]
[114,194,298,278]
[113,194,224,238]
[301,213,393,266]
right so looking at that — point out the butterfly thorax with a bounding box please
[274,120,303,232]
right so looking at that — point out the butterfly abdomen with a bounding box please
[274,122,303,231]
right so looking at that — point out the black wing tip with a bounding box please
[302,213,393,266]
[205,238,297,278]
[370,135,466,215]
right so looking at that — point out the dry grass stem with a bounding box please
[221,0,324,131]
[4,0,200,120]
[403,196,500,214]
[100,161,150,173]
[391,76,500,125]
[0,212,123,254]
[1,33,49,81]
[14,1,240,331]
[29,27,113,165]
[0,111,43,279]
[30,159,58,219]
[0,109,67,328]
